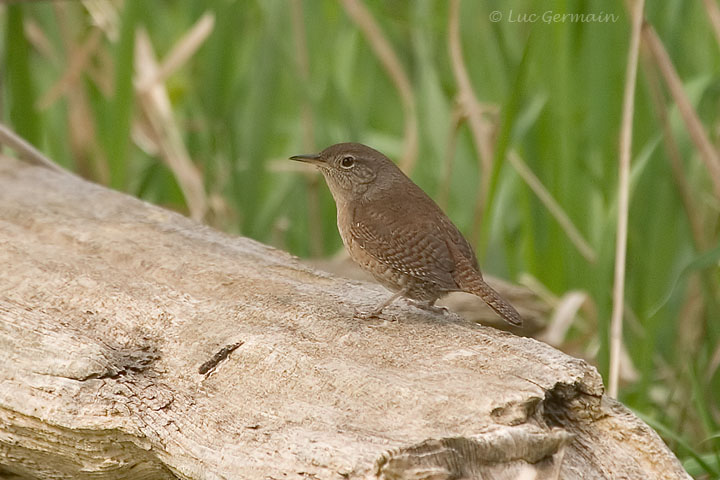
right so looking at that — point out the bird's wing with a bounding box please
[349,203,459,289]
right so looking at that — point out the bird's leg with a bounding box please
[410,299,450,316]
[354,288,408,320]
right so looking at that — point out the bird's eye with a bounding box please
[340,156,355,169]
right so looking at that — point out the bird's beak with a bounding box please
[289,153,325,166]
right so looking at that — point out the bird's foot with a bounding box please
[353,308,381,320]
[353,308,399,324]
[353,291,406,320]
[410,301,450,316]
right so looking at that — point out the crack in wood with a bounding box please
[198,341,244,375]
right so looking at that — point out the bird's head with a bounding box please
[290,143,404,201]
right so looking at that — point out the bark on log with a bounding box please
[0,153,690,480]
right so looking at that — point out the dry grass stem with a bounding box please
[507,151,597,263]
[447,0,494,172]
[609,0,645,398]
[0,123,63,173]
[38,28,102,109]
[539,291,589,347]
[24,19,58,61]
[134,30,208,221]
[708,340,720,383]
[81,1,117,97]
[438,101,464,209]
[67,83,103,181]
[703,0,720,49]
[136,13,215,93]
[83,0,119,42]
[52,1,72,52]
[641,54,707,250]
[518,273,558,307]
[341,0,418,174]
[25,5,106,179]
[448,0,495,244]
[643,24,720,200]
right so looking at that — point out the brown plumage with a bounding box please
[290,142,522,326]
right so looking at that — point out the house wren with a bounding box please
[290,143,522,326]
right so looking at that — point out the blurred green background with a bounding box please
[2,0,719,476]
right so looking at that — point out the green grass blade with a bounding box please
[480,31,533,256]
[649,243,720,317]
[5,4,41,146]
[639,413,720,476]
[106,0,142,190]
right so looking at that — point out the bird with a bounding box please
[290,142,522,326]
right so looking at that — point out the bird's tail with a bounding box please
[456,270,522,326]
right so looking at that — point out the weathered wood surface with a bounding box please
[0,154,690,479]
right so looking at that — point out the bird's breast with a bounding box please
[335,201,354,246]
[335,203,373,267]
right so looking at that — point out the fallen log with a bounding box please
[0,151,690,479]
